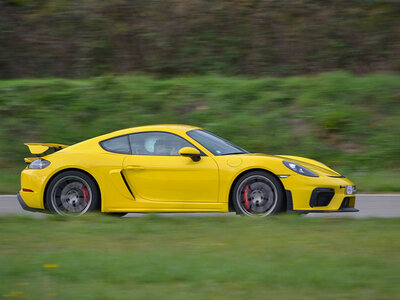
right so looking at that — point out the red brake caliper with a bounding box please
[243,185,250,210]
[81,185,90,203]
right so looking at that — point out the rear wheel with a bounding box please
[232,171,284,217]
[46,170,100,216]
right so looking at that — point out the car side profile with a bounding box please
[18,124,358,217]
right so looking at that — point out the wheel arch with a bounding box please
[228,168,286,212]
[43,168,101,210]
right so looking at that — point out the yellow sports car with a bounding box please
[18,124,357,216]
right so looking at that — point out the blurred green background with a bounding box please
[1,214,399,299]
[1,1,400,299]
[0,0,399,192]
[1,0,400,77]
[1,73,399,192]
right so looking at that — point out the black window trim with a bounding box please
[99,134,132,155]
[99,131,206,156]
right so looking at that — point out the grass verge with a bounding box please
[0,215,399,299]
[0,169,20,195]
[1,73,400,172]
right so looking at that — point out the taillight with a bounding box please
[28,159,51,169]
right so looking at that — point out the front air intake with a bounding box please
[310,188,334,207]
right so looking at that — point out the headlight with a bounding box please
[28,159,50,169]
[345,185,356,195]
[283,161,318,177]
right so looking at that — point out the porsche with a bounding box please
[18,124,358,216]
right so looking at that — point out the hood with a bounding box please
[237,153,342,177]
[276,155,342,177]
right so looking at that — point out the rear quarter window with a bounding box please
[100,135,131,154]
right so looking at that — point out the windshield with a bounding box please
[187,129,249,156]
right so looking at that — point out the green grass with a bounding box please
[1,72,399,172]
[0,215,399,299]
[345,170,400,193]
[1,72,399,194]
[0,169,21,194]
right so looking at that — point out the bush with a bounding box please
[0,0,399,78]
[0,72,399,174]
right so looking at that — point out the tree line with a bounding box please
[1,0,399,78]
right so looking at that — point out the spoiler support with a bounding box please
[24,143,69,156]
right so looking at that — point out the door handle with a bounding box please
[125,165,145,171]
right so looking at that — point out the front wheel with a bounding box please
[45,170,100,216]
[232,171,285,217]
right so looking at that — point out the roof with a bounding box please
[126,124,201,132]
[97,124,203,140]
[64,124,204,151]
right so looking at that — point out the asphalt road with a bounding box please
[0,194,399,218]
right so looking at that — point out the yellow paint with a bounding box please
[43,264,59,268]
[20,124,356,213]
[2,291,29,298]
[24,143,68,155]
[24,157,36,164]
[178,146,200,157]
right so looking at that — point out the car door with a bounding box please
[123,132,219,203]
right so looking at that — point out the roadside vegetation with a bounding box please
[1,2,398,299]
[0,215,399,299]
[1,0,399,78]
[0,72,399,193]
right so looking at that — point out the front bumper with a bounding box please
[17,192,46,213]
[286,190,358,213]
[282,174,359,212]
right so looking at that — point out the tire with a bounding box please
[45,170,100,216]
[232,170,285,217]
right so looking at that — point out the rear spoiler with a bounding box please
[24,143,69,155]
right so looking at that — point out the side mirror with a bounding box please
[179,147,201,162]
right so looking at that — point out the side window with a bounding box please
[100,135,131,154]
[129,132,194,156]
